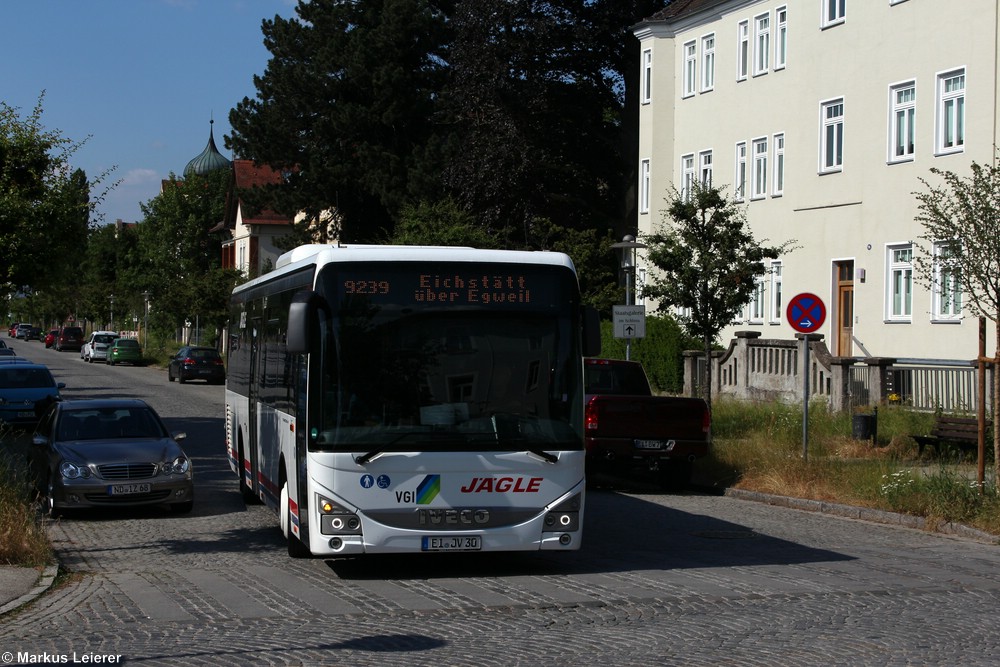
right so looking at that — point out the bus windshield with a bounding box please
[311,261,583,454]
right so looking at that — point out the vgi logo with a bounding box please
[396,474,440,504]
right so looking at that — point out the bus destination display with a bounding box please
[340,267,561,307]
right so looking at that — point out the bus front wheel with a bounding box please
[280,481,310,558]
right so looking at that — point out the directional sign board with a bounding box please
[786,293,826,334]
[613,305,646,339]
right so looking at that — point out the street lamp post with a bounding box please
[611,235,648,361]
[142,291,149,348]
[109,294,115,332]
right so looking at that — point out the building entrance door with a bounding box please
[836,261,854,356]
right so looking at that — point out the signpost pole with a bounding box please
[801,334,810,462]
[787,293,827,463]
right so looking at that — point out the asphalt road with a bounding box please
[1,340,1000,666]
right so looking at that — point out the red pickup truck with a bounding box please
[584,358,711,488]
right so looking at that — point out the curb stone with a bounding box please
[725,488,1000,544]
[0,564,60,616]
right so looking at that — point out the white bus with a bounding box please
[225,244,600,557]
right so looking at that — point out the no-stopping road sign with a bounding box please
[786,292,826,334]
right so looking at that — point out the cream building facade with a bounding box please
[634,0,999,361]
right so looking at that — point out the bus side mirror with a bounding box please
[287,290,325,354]
[582,306,601,358]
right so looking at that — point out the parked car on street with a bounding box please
[168,346,225,384]
[28,398,194,517]
[0,359,64,426]
[44,329,59,348]
[107,338,143,366]
[15,324,33,339]
[8,323,19,338]
[81,331,119,363]
[55,326,85,352]
[0,348,18,357]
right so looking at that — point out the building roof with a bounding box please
[184,120,231,177]
[644,0,728,23]
[222,159,291,228]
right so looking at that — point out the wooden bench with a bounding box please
[912,415,990,457]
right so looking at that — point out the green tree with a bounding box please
[227,0,451,244]
[642,183,795,412]
[0,97,98,295]
[914,160,1000,480]
[137,170,237,340]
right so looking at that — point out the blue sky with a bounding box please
[2,0,297,225]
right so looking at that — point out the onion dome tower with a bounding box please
[184,119,231,176]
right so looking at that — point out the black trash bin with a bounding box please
[852,411,877,442]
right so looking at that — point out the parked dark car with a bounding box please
[44,329,59,348]
[28,398,194,517]
[0,359,65,426]
[168,346,225,384]
[55,326,85,352]
[26,326,43,341]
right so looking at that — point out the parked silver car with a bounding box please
[81,331,119,363]
[28,398,194,517]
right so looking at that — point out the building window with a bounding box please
[754,14,770,76]
[639,159,650,214]
[699,150,713,187]
[823,0,845,28]
[737,20,749,81]
[751,137,768,199]
[889,82,916,162]
[735,142,747,201]
[887,244,913,321]
[772,133,785,196]
[683,41,697,97]
[937,68,965,154]
[749,278,766,324]
[701,34,715,92]
[775,6,788,69]
[933,241,962,320]
[769,261,783,323]
[681,154,695,201]
[641,49,652,104]
[820,98,844,172]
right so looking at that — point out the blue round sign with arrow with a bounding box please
[786,292,826,334]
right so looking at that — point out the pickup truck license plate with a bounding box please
[635,439,675,451]
[108,483,151,496]
[421,536,482,552]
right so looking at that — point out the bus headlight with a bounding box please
[318,494,362,536]
[544,492,581,532]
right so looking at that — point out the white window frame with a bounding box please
[769,261,783,323]
[936,68,965,155]
[735,141,747,201]
[699,150,713,187]
[737,20,749,81]
[751,137,768,199]
[820,98,844,173]
[753,13,770,77]
[889,81,916,162]
[681,153,696,201]
[748,277,766,324]
[701,34,715,92]
[641,49,652,104]
[772,133,785,196]
[822,0,845,28]
[639,159,650,214]
[932,241,962,321]
[886,243,913,322]
[775,6,787,70]
[683,41,697,98]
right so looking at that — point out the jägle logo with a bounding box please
[395,474,441,504]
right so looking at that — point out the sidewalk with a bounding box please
[0,564,59,616]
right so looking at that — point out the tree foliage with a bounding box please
[642,183,795,411]
[914,159,1000,480]
[0,97,94,295]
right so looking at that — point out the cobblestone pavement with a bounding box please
[2,346,1000,665]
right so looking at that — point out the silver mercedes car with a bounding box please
[29,398,194,517]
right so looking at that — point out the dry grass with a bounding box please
[0,427,53,567]
[698,399,1000,537]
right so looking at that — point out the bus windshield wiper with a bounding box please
[527,448,558,464]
